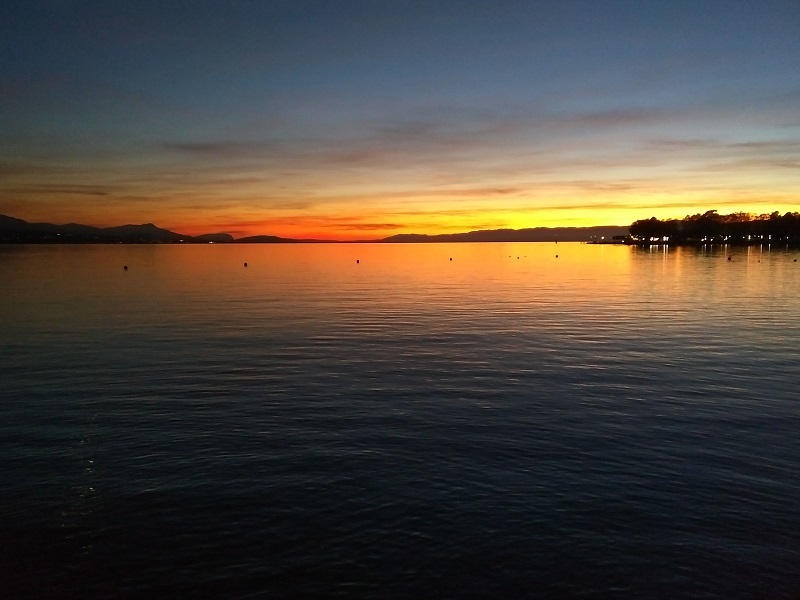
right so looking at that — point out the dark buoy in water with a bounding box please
[727,256,732,261]
[449,257,452,261]
[244,262,248,267]
[556,255,559,258]
[123,265,128,270]
[356,259,360,264]
[795,259,798,262]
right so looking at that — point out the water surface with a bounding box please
[1,242,799,598]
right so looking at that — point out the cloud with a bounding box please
[161,141,281,157]
[695,158,800,172]
[560,107,672,128]
[328,221,401,231]
[0,162,52,177]
[645,136,800,175]
[650,136,800,152]
[3,184,110,196]
[206,214,402,234]
[148,101,695,190]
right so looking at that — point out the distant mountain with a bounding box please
[101,223,185,242]
[235,235,303,243]
[380,225,629,243]
[0,214,229,243]
[1,214,630,244]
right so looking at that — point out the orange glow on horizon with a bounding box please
[165,196,800,241]
[6,190,799,242]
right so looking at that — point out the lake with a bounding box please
[1,242,799,599]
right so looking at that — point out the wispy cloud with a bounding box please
[162,141,282,157]
[3,184,110,196]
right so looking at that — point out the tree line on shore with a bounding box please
[629,210,800,244]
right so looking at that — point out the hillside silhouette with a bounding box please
[0,214,627,244]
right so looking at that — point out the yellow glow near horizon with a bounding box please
[161,196,800,241]
[5,191,798,241]
[4,164,799,240]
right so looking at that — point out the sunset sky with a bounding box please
[1,1,798,240]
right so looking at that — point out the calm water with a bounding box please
[1,242,799,599]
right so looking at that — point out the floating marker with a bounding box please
[556,255,558,258]
[123,265,128,270]
[244,262,248,267]
[728,256,732,261]
[356,259,359,264]
[449,257,452,261]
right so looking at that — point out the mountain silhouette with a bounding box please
[0,215,232,243]
[381,226,629,243]
[1,214,628,244]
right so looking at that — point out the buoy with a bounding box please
[356,259,359,264]
[449,257,452,261]
[727,256,732,261]
[123,265,128,270]
[244,262,248,267]
[556,255,559,258]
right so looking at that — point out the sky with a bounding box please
[1,0,798,240]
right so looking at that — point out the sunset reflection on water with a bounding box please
[2,241,800,599]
